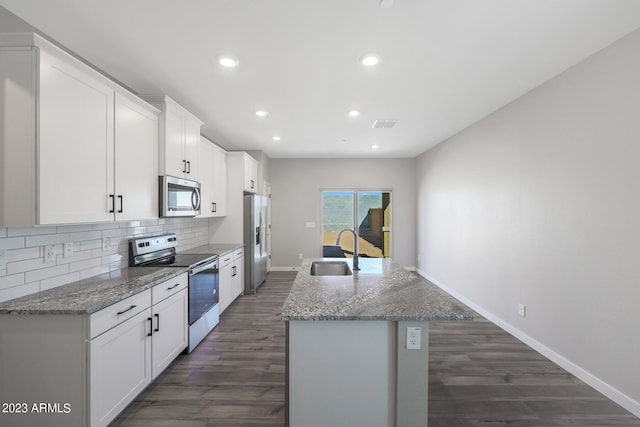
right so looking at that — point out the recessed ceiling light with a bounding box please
[348,110,360,117]
[255,110,268,117]
[272,136,281,141]
[361,55,379,67]
[218,56,239,68]
[371,144,380,149]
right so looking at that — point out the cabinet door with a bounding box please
[212,144,228,217]
[151,288,188,379]
[184,115,201,181]
[114,91,158,221]
[219,263,233,313]
[199,138,215,218]
[232,257,244,298]
[38,48,114,224]
[243,154,258,193]
[163,100,186,178]
[90,308,152,427]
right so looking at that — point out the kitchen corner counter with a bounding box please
[282,257,473,321]
[0,267,186,315]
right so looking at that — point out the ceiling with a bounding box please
[2,1,640,158]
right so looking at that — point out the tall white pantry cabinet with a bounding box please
[0,32,159,227]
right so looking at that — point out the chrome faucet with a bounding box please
[336,228,360,270]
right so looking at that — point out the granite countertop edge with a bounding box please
[0,266,188,316]
[282,258,473,322]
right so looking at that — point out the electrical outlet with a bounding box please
[63,242,74,258]
[0,249,6,270]
[102,237,110,251]
[518,303,526,317]
[298,253,303,260]
[406,327,421,350]
[44,245,55,263]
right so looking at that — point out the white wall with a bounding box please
[415,29,640,414]
[270,158,415,268]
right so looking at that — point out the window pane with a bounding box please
[322,191,354,257]
[322,190,391,259]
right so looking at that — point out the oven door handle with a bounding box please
[190,262,218,276]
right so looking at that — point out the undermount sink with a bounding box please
[310,261,353,276]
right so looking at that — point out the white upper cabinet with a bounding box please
[114,91,159,221]
[227,152,259,195]
[243,153,259,194]
[0,33,159,226]
[199,136,228,218]
[38,47,115,224]
[145,95,203,181]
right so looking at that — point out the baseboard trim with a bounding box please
[415,268,640,418]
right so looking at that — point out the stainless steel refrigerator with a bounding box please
[243,194,268,293]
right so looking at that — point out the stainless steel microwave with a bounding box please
[159,175,201,217]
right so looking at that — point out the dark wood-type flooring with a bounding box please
[112,271,639,426]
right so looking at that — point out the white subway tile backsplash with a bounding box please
[56,224,93,233]
[40,272,81,292]
[0,282,39,302]
[0,218,210,303]
[0,273,25,290]
[0,236,25,250]
[7,257,48,275]
[25,264,69,283]
[8,247,44,263]
[25,233,70,247]
[69,256,102,273]
[101,227,128,238]
[7,226,57,237]
[69,230,103,242]
[93,222,121,230]
[79,265,110,280]
[80,239,102,251]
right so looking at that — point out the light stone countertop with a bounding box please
[282,258,473,321]
[0,267,187,315]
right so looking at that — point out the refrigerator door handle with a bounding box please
[255,226,260,245]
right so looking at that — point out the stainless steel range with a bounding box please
[129,233,219,352]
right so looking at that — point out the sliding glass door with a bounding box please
[321,190,392,259]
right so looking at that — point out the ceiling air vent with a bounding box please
[372,119,397,129]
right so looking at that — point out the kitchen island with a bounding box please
[282,258,472,427]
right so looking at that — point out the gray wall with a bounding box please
[270,158,415,268]
[415,28,640,413]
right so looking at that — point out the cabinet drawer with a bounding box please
[90,289,151,339]
[152,272,188,305]
[233,248,244,260]
[219,251,235,269]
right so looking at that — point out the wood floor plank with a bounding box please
[111,271,639,426]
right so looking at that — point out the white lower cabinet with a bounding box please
[150,277,189,379]
[90,307,152,427]
[219,248,244,314]
[0,273,188,427]
[89,274,188,427]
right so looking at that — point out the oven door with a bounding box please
[188,260,219,325]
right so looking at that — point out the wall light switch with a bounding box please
[305,222,316,228]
